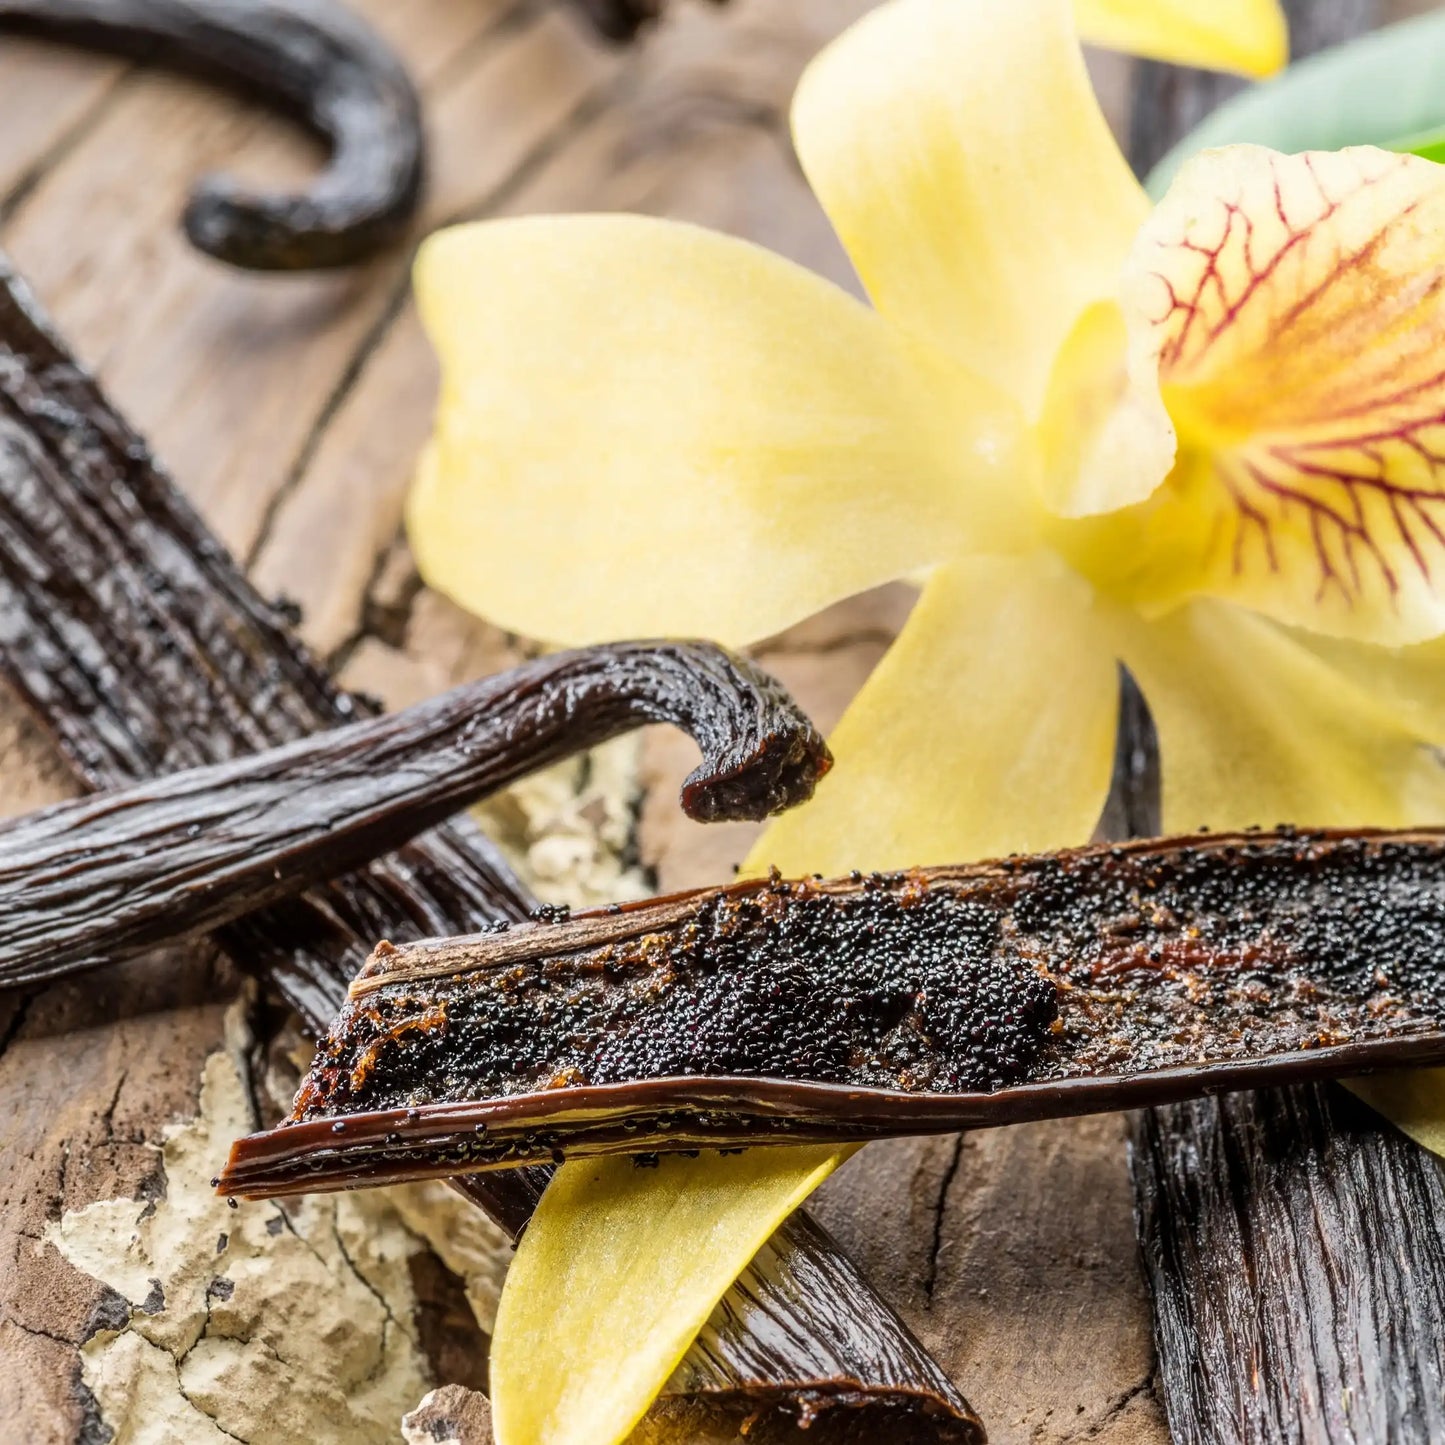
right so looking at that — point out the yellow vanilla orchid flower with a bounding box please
[404,0,1445,1441]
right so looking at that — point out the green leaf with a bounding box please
[1387,124,1445,165]
[1146,10,1445,198]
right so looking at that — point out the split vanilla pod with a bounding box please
[221,826,1445,1195]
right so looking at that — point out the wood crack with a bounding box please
[1060,1374,1157,1443]
[328,1213,407,1337]
[923,1135,965,1305]
[97,1070,128,1142]
[6,1315,78,1348]
[242,260,414,570]
[0,990,34,1062]
[321,527,410,673]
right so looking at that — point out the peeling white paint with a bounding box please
[477,734,651,911]
[389,1181,513,1334]
[48,1010,434,1444]
[48,712,646,1441]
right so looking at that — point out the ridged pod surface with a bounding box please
[221,827,1445,1194]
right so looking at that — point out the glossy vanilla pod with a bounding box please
[0,640,828,989]
[222,826,1445,1196]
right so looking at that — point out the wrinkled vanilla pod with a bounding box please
[220,827,1445,1194]
[0,255,984,1442]
[0,641,829,989]
[0,253,528,1026]
[0,0,424,269]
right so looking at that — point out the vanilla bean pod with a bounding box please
[0,641,828,989]
[218,827,1445,1193]
[1121,731,1445,1445]
[0,0,741,271]
[0,255,533,1027]
[0,0,424,269]
[0,255,982,1441]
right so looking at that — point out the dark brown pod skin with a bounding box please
[0,640,828,989]
[0,0,424,269]
[0,257,979,1442]
[0,253,530,1028]
[663,1209,984,1444]
[220,827,1445,1195]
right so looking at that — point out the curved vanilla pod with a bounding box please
[0,641,829,990]
[0,0,424,269]
[221,827,1445,1195]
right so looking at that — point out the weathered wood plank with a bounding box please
[0,945,239,1444]
[817,1123,1165,1445]
[11,1,1435,1439]
[249,10,624,655]
[248,0,867,661]
[0,0,616,559]
[0,34,123,207]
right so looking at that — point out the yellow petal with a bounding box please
[1114,598,1445,832]
[1037,298,1177,517]
[1112,146,1445,645]
[411,215,1023,650]
[490,1146,850,1445]
[1075,0,1287,78]
[1346,1071,1445,1159]
[791,0,1147,418]
[1291,629,1445,746]
[747,555,1120,878]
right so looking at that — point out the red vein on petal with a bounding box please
[1144,149,1445,621]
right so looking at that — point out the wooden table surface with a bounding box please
[0,3,1432,1441]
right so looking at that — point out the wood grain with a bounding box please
[1,0,617,559]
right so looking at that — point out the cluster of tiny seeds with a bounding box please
[584,885,1058,1092]
[1012,835,1445,1006]
[297,835,1445,1120]
[310,881,1061,1113]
